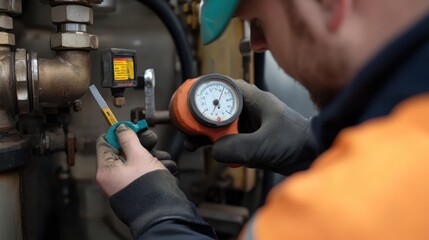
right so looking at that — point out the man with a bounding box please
[96,0,429,239]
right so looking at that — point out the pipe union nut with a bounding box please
[0,32,15,46]
[0,0,22,15]
[15,49,30,116]
[0,15,13,30]
[51,32,98,50]
[52,5,93,24]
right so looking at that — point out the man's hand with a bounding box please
[137,130,178,175]
[211,80,318,174]
[96,124,166,196]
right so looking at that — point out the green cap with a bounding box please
[200,0,240,45]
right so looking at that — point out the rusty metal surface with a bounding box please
[0,171,23,239]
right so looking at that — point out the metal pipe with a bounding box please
[0,3,30,240]
[0,49,15,131]
[59,23,88,32]
[0,0,17,129]
[38,51,91,104]
[35,1,98,106]
[0,171,23,240]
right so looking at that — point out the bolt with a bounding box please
[0,32,15,46]
[73,99,82,112]
[0,15,13,30]
[52,5,93,24]
[113,97,126,108]
[0,0,22,15]
[51,32,98,50]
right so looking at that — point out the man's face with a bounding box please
[236,0,351,108]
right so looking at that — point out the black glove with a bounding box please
[138,130,177,175]
[211,80,318,175]
[183,135,212,152]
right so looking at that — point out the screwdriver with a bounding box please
[89,85,118,126]
[89,85,148,150]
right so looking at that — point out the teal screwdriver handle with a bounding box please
[105,120,149,150]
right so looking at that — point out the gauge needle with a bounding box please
[213,87,225,113]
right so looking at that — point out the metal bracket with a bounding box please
[131,69,170,126]
[144,69,156,126]
[239,21,252,83]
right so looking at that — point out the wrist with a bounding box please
[109,170,213,238]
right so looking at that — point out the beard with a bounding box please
[303,72,346,110]
[282,0,350,109]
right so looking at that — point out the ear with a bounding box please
[324,0,351,32]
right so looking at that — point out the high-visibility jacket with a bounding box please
[245,94,429,239]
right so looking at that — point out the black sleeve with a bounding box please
[109,170,217,239]
[138,220,215,240]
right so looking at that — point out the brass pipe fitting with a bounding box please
[36,0,100,106]
[34,0,99,106]
[38,51,91,104]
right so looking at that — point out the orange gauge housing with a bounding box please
[169,74,242,143]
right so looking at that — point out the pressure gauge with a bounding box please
[189,74,243,128]
[169,74,243,142]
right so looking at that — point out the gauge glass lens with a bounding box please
[194,80,239,124]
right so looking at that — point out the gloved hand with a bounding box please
[137,130,178,175]
[96,124,168,196]
[210,80,318,175]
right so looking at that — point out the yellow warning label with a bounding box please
[113,57,135,81]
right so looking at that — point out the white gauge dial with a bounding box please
[189,75,242,127]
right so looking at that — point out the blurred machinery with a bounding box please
[0,0,315,239]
